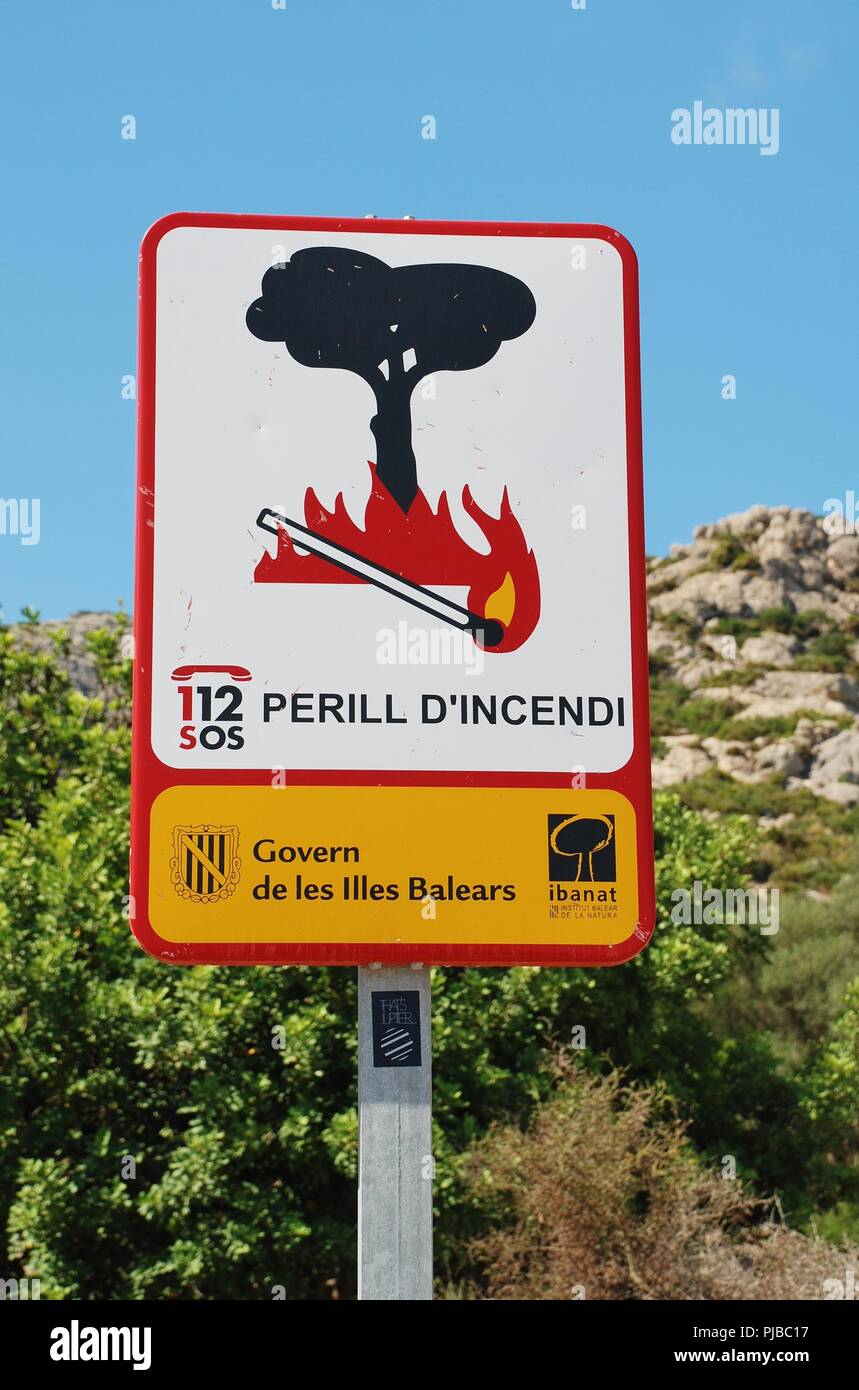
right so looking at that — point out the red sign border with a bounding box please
[131,213,654,967]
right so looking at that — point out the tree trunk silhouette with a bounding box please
[575,853,594,883]
[370,384,418,513]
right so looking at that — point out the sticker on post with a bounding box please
[371,992,422,1067]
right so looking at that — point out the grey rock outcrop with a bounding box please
[7,611,125,700]
[649,506,859,804]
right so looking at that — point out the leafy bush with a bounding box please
[800,980,859,1209]
[714,883,859,1069]
[707,534,747,570]
[0,629,94,827]
[731,550,761,572]
[678,772,859,890]
[679,771,793,818]
[793,630,854,673]
[760,607,828,637]
[701,532,760,573]
[457,1060,857,1300]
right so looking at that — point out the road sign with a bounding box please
[131,213,653,966]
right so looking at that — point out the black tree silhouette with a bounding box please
[246,247,536,513]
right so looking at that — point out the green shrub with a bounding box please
[707,534,746,569]
[799,980,859,1211]
[724,715,800,741]
[458,1060,858,1300]
[650,678,739,739]
[700,664,767,688]
[659,610,698,634]
[793,631,853,673]
[710,615,762,640]
[677,776,859,891]
[681,698,741,738]
[769,607,830,637]
[678,770,793,818]
[731,550,761,571]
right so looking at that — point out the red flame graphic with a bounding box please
[255,463,541,652]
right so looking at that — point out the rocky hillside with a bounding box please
[649,505,859,889]
[649,506,859,797]
[8,610,127,699]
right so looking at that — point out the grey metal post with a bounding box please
[357,965,433,1300]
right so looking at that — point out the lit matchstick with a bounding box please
[256,507,505,648]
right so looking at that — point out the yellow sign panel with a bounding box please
[149,786,638,947]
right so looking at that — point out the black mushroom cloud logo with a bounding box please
[245,246,537,513]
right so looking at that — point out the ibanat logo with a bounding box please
[50,1320,152,1372]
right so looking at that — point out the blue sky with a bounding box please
[1,0,856,620]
